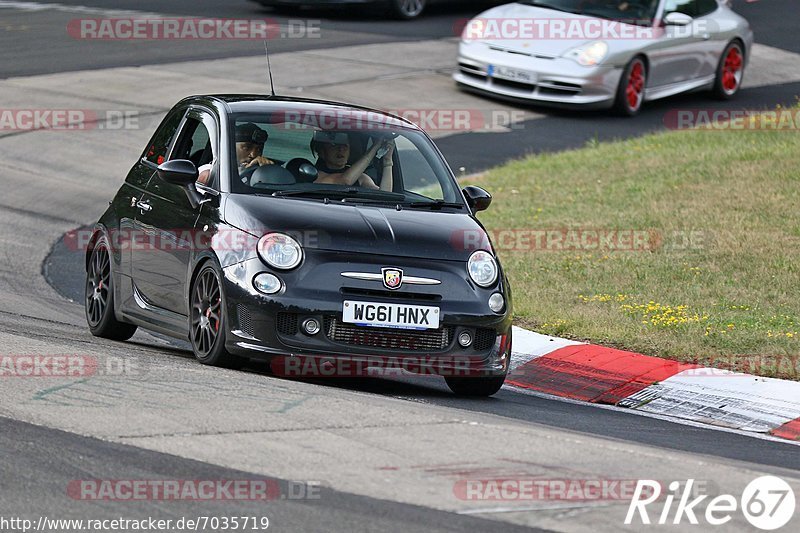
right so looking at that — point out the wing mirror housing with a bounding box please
[462,186,492,212]
[157,159,198,186]
[663,12,693,26]
[155,159,206,208]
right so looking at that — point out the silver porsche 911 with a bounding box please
[454,0,753,115]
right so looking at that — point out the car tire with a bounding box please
[85,236,138,341]
[711,40,744,100]
[613,56,647,116]
[445,375,506,397]
[388,0,426,19]
[189,262,246,369]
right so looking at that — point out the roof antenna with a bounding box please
[264,39,276,97]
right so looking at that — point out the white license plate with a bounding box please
[489,64,536,83]
[343,301,440,330]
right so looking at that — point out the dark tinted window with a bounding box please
[663,0,696,16]
[142,106,185,165]
[696,0,718,17]
[147,115,215,207]
[170,117,212,164]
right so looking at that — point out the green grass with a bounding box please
[468,110,800,379]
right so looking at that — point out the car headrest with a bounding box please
[286,158,319,183]
[250,165,296,188]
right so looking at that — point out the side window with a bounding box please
[143,107,185,165]
[663,0,697,16]
[695,0,718,17]
[170,112,218,188]
[148,112,217,204]
[170,117,212,164]
[395,136,444,200]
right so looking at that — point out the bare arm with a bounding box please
[340,139,383,186]
[379,140,394,192]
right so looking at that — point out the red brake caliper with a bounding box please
[627,63,643,109]
[723,48,742,91]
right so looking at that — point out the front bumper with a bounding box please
[455,41,623,109]
[221,251,513,377]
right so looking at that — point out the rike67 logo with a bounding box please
[626,477,796,530]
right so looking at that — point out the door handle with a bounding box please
[136,200,152,213]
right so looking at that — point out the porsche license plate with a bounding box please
[488,64,536,84]
[343,301,440,330]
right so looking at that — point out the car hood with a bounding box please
[223,194,492,262]
[466,3,652,58]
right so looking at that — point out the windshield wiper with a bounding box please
[403,200,464,210]
[271,189,338,198]
[272,188,405,203]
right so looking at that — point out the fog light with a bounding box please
[253,273,281,294]
[458,331,473,347]
[488,292,504,313]
[302,318,320,335]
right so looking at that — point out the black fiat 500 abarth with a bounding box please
[85,95,512,396]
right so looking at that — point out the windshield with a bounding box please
[518,0,661,23]
[227,110,464,208]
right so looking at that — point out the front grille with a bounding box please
[237,304,254,337]
[325,317,452,352]
[492,78,536,92]
[538,80,582,96]
[459,62,485,76]
[460,70,487,82]
[474,328,496,351]
[276,313,298,336]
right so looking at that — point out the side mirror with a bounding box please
[156,159,207,208]
[663,12,693,26]
[462,186,492,212]
[157,159,198,186]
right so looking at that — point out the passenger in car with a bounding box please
[311,131,394,191]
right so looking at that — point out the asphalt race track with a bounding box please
[1,1,799,532]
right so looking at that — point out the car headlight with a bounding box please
[257,233,303,270]
[468,250,498,287]
[564,41,608,66]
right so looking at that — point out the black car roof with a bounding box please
[185,94,419,130]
